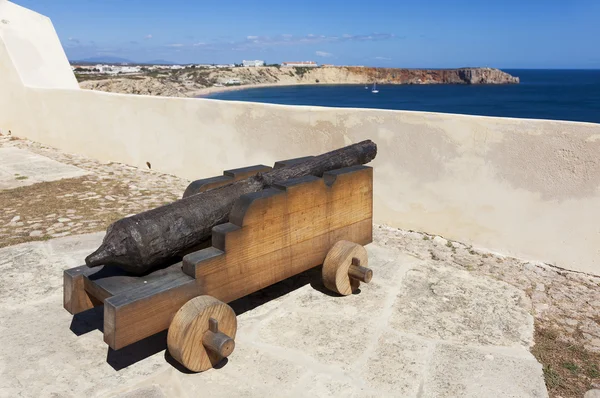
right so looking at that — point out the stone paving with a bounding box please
[0,136,188,248]
[374,227,600,354]
[374,227,600,397]
[1,135,599,397]
[0,233,547,398]
[0,147,89,190]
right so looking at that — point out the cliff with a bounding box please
[342,67,520,85]
[78,67,519,97]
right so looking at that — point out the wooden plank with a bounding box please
[83,261,187,303]
[87,142,376,274]
[230,166,372,228]
[187,219,372,304]
[183,166,373,303]
[183,167,372,277]
[103,276,200,350]
[63,266,102,314]
[182,164,272,198]
[81,164,371,350]
[219,167,371,258]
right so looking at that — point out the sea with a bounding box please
[205,69,600,124]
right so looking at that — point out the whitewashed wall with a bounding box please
[1,1,600,274]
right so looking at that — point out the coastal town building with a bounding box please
[281,61,318,67]
[242,60,265,67]
[210,64,236,69]
[71,64,142,74]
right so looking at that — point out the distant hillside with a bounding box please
[72,56,134,64]
[71,57,180,65]
[78,66,520,98]
[142,59,176,65]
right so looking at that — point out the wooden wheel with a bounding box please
[322,240,372,295]
[167,295,237,372]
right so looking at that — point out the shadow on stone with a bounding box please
[164,350,196,374]
[106,330,168,371]
[69,306,104,336]
[164,350,229,374]
[230,266,323,315]
[310,277,338,297]
[70,265,340,372]
[309,270,362,297]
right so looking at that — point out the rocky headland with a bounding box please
[78,66,519,97]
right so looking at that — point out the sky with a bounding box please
[12,0,600,68]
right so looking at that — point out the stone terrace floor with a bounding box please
[0,135,599,398]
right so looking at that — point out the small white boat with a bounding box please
[371,82,379,94]
[365,85,368,89]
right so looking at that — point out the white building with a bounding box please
[119,66,142,73]
[281,61,318,67]
[95,64,110,73]
[242,60,265,67]
[94,65,141,74]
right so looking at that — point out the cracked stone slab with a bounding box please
[389,262,534,347]
[256,308,376,369]
[113,385,167,398]
[205,342,306,390]
[299,373,380,398]
[0,232,104,308]
[360,331,432,396]
[0,147,89,190]
[422,344,548,398]
[0,234,547,397]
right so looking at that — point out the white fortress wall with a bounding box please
[0,1,78,89]
[1,1,600,275]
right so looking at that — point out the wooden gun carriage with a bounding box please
[63,157,373,372]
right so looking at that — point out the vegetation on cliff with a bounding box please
[78,66,519,97]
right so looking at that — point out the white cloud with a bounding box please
[375,56,391,60]
[193,42,206,47]
[145,34,152,40]
[232,32,395,50]
[63,37,81,48]
[316,51,333,57]
[167,43,184,47]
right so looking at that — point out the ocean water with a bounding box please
[206,69,600,124]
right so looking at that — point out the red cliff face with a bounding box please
[344,67,519,84]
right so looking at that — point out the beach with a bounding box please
[203,70,600,124]
[79,66,519,98]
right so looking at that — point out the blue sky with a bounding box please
[13,0,600,68]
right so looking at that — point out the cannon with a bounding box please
[64,154,374,372]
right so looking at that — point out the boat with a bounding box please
[364,85,368,89]
[371,82,379,94]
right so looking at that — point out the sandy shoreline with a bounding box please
[79,67,520,99]
[192,82,365,97]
